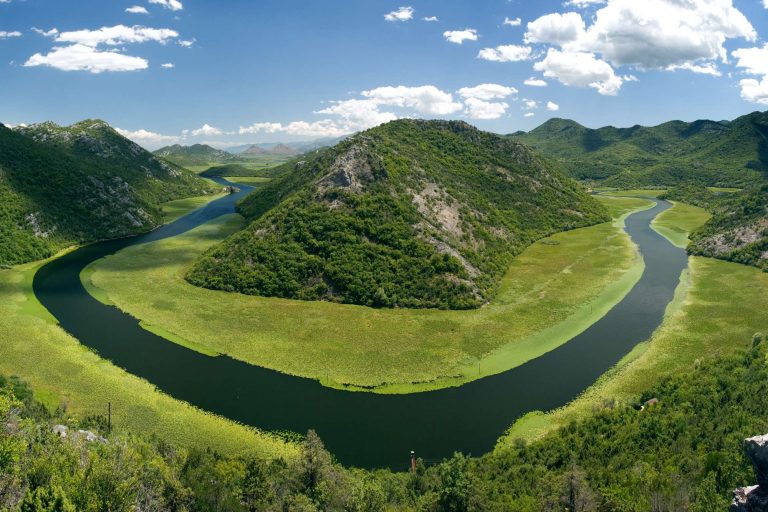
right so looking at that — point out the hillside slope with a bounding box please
[186,119,609,309]
[0,120,214,265]
[511,111,768,187]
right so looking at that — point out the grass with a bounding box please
[0,256,296,460]
[0,192,296,459]
[497,200,767,446]
[225,176,272,185]
[651,201,711,248]
[160,191,226,223]
[597,188,667,198]
[84,195,652,393]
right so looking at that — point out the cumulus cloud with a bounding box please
[503,17,522,27]
[148,0,183,11]
[524,112,535,117]
[457,83,517,100]
[31,27,59,37]
[24,44,148,73]
[477,44,531,62]
[362,85,463,115]
[534,48,623,95]
[384,6,414,22]
[524,77,547,87]
[733,44,768,104]
[116,127,180,146]
[126,6,149,14]
[546,101,560,111]
[239,120,350,138]
[0,30,21,39]
[52,25,178,47]
[525,12,586,45]
[523,99,538,109]
[667,62,721,76]
[463,98,509,120]
[178,39,195,47]
[443,29,478,44]
[161,62,174,68]
[423,16,438,22]
[565,0,606,7]
[191,124,223,136]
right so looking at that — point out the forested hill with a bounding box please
[510,110,768,188]
[0,120,215,266]
[154,143,239,167]
[186,119,609,309]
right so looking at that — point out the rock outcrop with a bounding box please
[731,434,768,511]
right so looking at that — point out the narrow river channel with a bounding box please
[34,180,687,469]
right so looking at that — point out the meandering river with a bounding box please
[34,180,687,469]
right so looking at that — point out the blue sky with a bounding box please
[1,0,768,149]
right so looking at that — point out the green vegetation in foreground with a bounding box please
[509,110,768,188]
[225,176,273,185]
[188,119,609,310]
[200,159,293,178]
[3,337,767,510]
[84,196,648,393]
[160,190,227,223]
[501,200,767,445]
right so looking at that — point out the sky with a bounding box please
[1,0,768,149]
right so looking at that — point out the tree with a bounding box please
[20,485,75,512]
[239,457,273,511]
[437,452,470,512]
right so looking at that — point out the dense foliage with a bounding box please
[0,121,214,266]
[687,184,768,271]
[3,341,767,511]
[659,183,717,209]
[153,143,241,168]
[510,111,768,188]
[200,163,289,179]
[187,119,609,309]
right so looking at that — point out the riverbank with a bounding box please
[82,195,651,394]
[0,194,297,460]
[499,199,767,446]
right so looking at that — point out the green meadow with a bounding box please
[500,201,768,445]
[0,256,296,460]
[84,195,651,393]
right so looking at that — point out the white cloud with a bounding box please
[457,83,517,100]
[191,124,223,136]
[524,77,547,87]
[667,62,721,76]
[524,112,535,117]
[733,44,768,76]
[463,98,509,120]
[178,39,195,47]
[525,12,586,45]
[546,101,560,111]
[31,27,59,37]
[116,127,180,147]
[0,30,21,39]
[577,0,756,69]
[239,120,350,139]
[738,77,768,105]
[733,44,768,105]
[23,44,148,73]
[443,29,478,44]
[384,6,414,22]
[477,44,531,62]
[148,0,183,11]
[503,17,522,26]
[161,62,174,68]
[52,25,178,47]
[523,99,538,109]
[423,16,438,22]
[362,85,463,115]
[565,0,606,7]
[534,48,623,95]
[764,0,768,8]
[238,122,283,134]
[126,6,149,14]
[315,98,398,129]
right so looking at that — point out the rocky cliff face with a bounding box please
[731,434,768,511]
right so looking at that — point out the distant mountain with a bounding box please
[154,144,239,168]
[186,119,608,309]
[241,143,299,157]
[227,137,345,156]
[0,120,214,266]
[510,111,768,187]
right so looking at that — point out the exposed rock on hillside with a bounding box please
[186,119,609,309]
[731,434,768,511]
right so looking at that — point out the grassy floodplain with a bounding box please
[500,199,767,445]
[0,197,296,460]
[84,195,651,393]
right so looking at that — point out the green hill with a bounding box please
[186,119,609,309]
[154,143,240,168]
[0,120,215,266]
[511,111,768,187]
